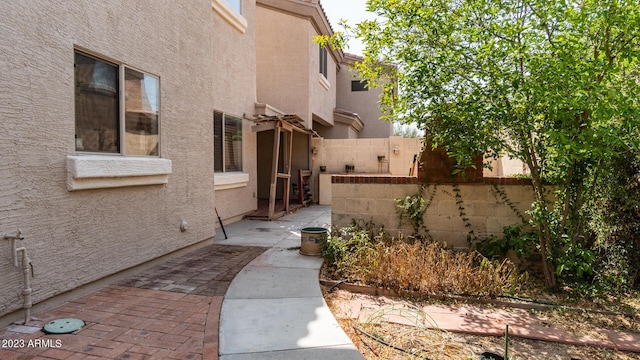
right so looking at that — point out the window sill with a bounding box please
[214,172,249,191]
[319,74,331,91]
[212,0,247,34]
[67,155,172,191]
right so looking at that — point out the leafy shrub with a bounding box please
[321,220,387,280]
[592,237,633,293]
[585,150,640,293]
[394,185,433,239]
[475,225,538,261]
[556,243,596,281]
[394,193,426,235]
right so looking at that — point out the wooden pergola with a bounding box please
[252,115,315,220]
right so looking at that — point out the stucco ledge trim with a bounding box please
[66,155,172,191]
[214,172,250,191]
[319,73,331,91]
[212,0,248,34]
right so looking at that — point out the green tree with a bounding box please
[319,0,640,288]
[393,122,422,137]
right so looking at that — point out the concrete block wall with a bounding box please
[311,136,423,175]
[331,178,536,249]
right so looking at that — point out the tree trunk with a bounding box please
[525,149,558,289]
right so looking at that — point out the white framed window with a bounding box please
[319,45,328,78]
[69,50,170,191]
[226,0,241,13]
[214,111,243,173]
[74,50,160,156]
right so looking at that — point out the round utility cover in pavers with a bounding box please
[43,318,85,334]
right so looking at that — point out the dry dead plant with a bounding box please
[354,240,523,298]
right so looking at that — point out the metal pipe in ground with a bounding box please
[3,229,34,325]
[17,247,33,325]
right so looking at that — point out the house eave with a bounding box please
[334,109,364,133]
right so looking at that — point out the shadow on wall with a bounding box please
[330,177,536,250]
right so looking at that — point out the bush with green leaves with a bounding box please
[321,220,387,280]
[317,0,640,290]
[475,225,538,261]
[586,150,640,293]
[394,185,437,240]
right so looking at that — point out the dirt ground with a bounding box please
[322,286,640,360]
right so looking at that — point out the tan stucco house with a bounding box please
[0,0,389,324]
[333,53,394,139]
[0,0,255,325]
[251,0,392,219]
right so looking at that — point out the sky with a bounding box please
[319,0,379,55]
[320,1,418,132]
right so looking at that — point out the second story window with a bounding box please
[351,80,369,92]
[214,111,243,172]
[226,0,241,13]
[212,0,247,33]
[74,50,160,156]
[319,45,328,78]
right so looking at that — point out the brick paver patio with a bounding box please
[0,244,265,360]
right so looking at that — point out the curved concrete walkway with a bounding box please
[214,205,363,359]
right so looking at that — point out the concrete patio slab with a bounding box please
[274,235,307,249]
[224,267,323,299]
[219,344,363,360]
[246,247,324,269]
[219,297,354,355]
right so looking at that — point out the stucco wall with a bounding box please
[336,58,392,138]
[332,180,535,249]
[312,137,423,175]
[256,6,310,123]
[485,157,529,177]
[0,1,217,319]
[212,0,259,223]
[313,121,351,139]
[308,23,337,126]
[256,3,338,129]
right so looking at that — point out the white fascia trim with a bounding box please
[214,172,250,191]
[212,0,248,34]
[319,73,331,91]
[67,155,172,191]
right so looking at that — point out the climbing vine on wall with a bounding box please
[440,184,477,243]
[491,184,528,224]
[394,184,437,240]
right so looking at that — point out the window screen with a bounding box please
[214,111,242,172]
[74,52,119,153]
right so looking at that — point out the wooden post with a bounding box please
[268,124,281,220]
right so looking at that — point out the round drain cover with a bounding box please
[43,318,85,334]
